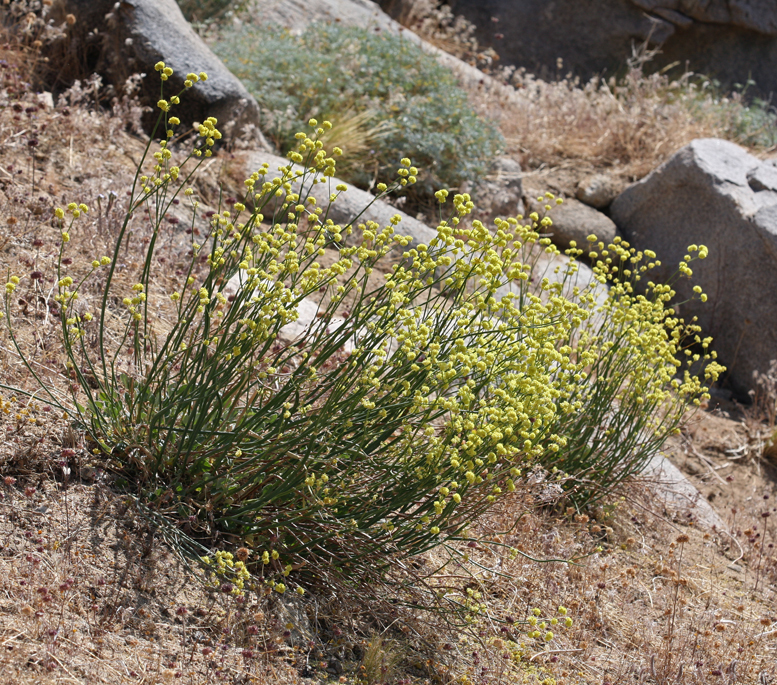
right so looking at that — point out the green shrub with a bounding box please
[1,68,721,593]
[213,23,503,195]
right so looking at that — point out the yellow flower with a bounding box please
[157,100,170,112]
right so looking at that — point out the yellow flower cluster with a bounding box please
[200,550,251,595]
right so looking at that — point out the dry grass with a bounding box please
[468,48,772,182]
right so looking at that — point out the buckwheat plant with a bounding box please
[1,67,721,592]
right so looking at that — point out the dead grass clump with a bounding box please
[477,46,759,179]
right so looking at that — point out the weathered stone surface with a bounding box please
[611,138,777,395]
[576,173,623,209]
[468,156,524,225]
[431,0,777,99]
[631,0,777,35]
[641,453,727,531]
[48,0,269,146]
[528,196,617,251]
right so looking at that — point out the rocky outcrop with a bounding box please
[642,453,727,531]
[433,0,777,98]
[467,157,524,226]
[46,0,269,146]
[532,197,617,251]
[576,173,625,210]
[611,138,777,395]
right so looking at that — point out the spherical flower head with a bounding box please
[92,260,100,268]
[169,116,180,126]
[186,72,199,83]
[54,207,64,219]
[199,72,208,81]
[308,118,317,127]
[100,256,111,266]
[61,231,70,243]
[587,234,598,242]
[154,61,165,71]
[335,183,347,192]
[157,100,170,112]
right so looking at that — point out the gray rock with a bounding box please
[434,0,777,100]
[249,0,399,33]
[468,156,524,225]
[47,0,270,147]
[641,453,727,531]
[576,173,623,209]
[631,0,777,35]
[530,197,617,250]
[611,138,777,395]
